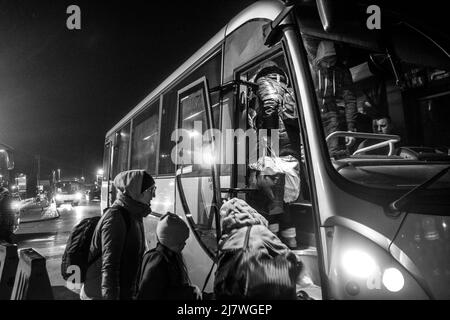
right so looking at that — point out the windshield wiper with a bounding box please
[388,165,450,215]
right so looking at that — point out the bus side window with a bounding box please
[130,99,160,175]
[112,123,131,178]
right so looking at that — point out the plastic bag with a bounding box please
[249,155,300,203]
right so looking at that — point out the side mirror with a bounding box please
[0,148,14,170]
[7,152,14,170]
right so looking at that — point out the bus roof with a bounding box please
[105,0,283,138]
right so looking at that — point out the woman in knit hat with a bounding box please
[136,213,201,300]
[81,170,156,300]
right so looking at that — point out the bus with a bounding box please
[102,0,450,299]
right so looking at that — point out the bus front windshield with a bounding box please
[301,26,450,190]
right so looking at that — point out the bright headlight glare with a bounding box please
[55,194,62,201]
[11,201,20,210]
[382,268,404,292]
[342,249,377,278]
[76,192,82,199]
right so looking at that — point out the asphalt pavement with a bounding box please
[15,201,101,300]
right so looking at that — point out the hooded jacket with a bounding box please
[82,170,152,300]
[214,198,301,299]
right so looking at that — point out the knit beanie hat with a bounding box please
[156,213,190,249]
[141,172,155,193]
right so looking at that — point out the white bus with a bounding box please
[102,0,450,299]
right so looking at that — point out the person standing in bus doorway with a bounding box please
[314,40,357,158]
[80,170,155,300]
[247,62,300,249]
[136,213,201,300]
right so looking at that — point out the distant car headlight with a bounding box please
[11,200,21,211]
[55,194,62,201]
[75,192,82,200]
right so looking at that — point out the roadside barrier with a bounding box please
[0,241,18,299]
[10,248,53,300]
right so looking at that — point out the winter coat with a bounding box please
[136,243,198,300]
[250,76,301,159]
[82,170,151,300]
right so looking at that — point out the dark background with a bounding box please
[0,0,448,183]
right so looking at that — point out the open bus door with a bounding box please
[174,77,222,296]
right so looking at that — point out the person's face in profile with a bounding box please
[137,185,156,205]
[375,118,392,134]
[172,241,187,253]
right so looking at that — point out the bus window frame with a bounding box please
[176,76,221,259]
[157,48,223,177]
[112,122,132,179]
[129,98,161,175]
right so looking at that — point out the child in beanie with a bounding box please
[136,213,201,300]
[156,213,190,252]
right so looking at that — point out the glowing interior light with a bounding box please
[342,249,377,278]
[382,268,405,292]
[163,200,171,208]
[189,130,200,138]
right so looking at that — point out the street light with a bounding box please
[96,169,104,185]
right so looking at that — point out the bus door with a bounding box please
[230,50,323,298]
[174,76,222,294]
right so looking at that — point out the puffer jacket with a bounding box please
[82,170,151,300]
[250,76,301,159]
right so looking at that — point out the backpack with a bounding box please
[213,225,302,300]
[61,206,130,282]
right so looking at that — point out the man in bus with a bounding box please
[314,40,357,158]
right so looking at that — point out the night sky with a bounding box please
[0,0,448,182]
[0,0,256,181]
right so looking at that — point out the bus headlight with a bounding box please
[382,267,405,292]
[55,194,62,201]
[75,192,82,200]
[342,249,377,278]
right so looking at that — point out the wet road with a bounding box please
[15,201,101,299]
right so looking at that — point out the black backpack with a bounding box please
[214,225,302,300]
[61,206,130,282]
